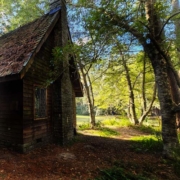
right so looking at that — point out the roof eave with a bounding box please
[0,74,21,83]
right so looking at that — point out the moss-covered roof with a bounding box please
[0,11,59,79]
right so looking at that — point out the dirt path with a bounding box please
[0,127,179,180]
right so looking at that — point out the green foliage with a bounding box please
[130,136,163,153]
[178,132,180,141]
[172,159,180,177]
[1,0,48,34]
[95,120,104,128]
[78,122,91,130]
[78,121,119,137]
[92,51,156,119]
[171,146,180,161]
[129,125,162,153]
[101,118,120,126]
[132,125,161,135]
[95,166,152,180]
[101,117,131,127]
[96,127,119,137]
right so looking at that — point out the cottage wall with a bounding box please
[0,80,23,147]
[21,5,75,151]
[21,33,54,153]
[0,1,77,152]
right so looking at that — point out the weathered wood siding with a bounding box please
[22,33,54,153]
[0,2,78,152]
[0,80,23,148]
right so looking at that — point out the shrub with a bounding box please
[130,136,163,153]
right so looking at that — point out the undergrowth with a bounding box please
[78,122,119,137]
[131,125,161,135]
[102,117,131,127]
[95,161,156,180]
[130,136,163,153]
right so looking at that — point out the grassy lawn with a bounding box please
[76,115,160,127]
[76,115,161,137]
[76,115,115,125]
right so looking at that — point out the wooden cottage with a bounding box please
[0,0,83,153]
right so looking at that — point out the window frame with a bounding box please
[33,85,47,121]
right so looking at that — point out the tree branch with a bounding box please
[158,11,180,37]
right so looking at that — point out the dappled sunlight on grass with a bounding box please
[130,135,163,153]
[78,127,120,137]
[101,117,131,127]
[77,115,163,140]
[131,124,161,135]
[77,115,131,127]
[75,115,180,180]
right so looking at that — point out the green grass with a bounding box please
[78,122,119,137]
[95,161,156,180]
[95,167,149,180]
[77,115,131,127]
[132,124,161,134]
[130,135,163,153]
[101,117,131,127]
[86,127,119,137]
[77,115,180,179]
[77,115,107,125]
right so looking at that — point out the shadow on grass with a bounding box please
[0,128,178,180]
[74,132,179,180]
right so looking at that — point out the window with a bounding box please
[34,86,47,120]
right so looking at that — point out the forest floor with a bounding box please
[0,126,179,180]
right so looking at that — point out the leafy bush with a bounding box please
[78,122,91,130]
[132,125,161,134]
[172,159,180,177]
[97,127,119,137]
[102,117,131,127]
[96,120,104,128]
[130,136,163,153]
[95,166,150,180]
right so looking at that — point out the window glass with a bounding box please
[34,87,46,119]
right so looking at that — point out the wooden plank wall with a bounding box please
[0,80,23,147]
[22,33,54,152]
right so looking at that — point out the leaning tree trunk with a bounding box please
[121,52,138,125]
[171,0,180,129]
[167,70,180,129]
[78,62,96,128]
[139,83,156,125]
[86,71,96,127]
[144,0,179,157]
[144,43,179,157]
[141,55,147,114]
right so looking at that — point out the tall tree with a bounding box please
[0,0,48,35]
[79,0,180,157]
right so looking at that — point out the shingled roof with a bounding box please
[0,10,60,81]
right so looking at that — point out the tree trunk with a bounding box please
[139,83,156,125]
[87,72,96,127]
[167,69,180,130]
[143,0,178,157]
[171,0,180,130]
[122,54,138,125]
[89,0,180,157]
[144,44,179,157]
[78,62,96,128]
[142,55,147,114]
